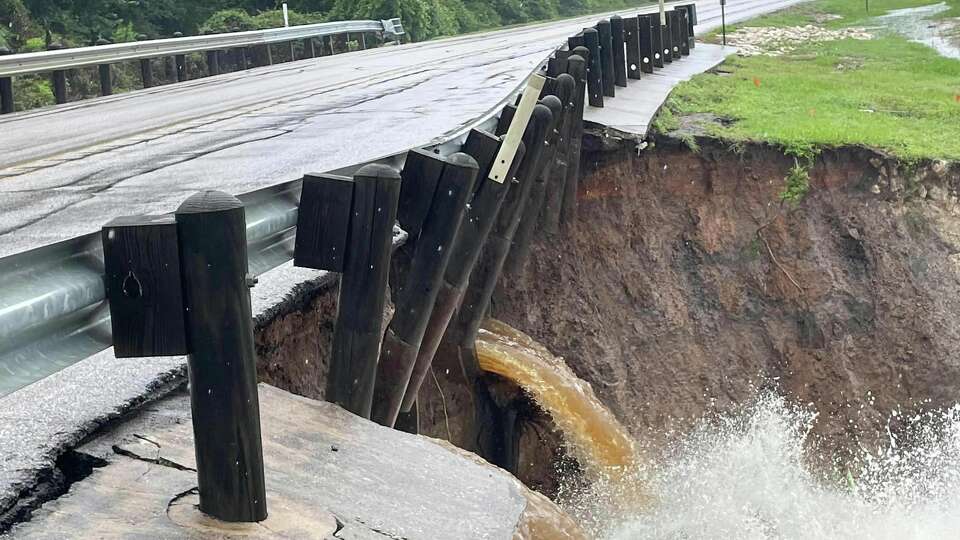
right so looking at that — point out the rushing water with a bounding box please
[477,320,960,540]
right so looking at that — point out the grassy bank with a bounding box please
[656,0,960,161]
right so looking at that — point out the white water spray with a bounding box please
[582,394,960,540]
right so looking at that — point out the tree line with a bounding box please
[1,0,652,50]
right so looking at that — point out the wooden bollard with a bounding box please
[371,153,479,427]
[98,64,113,96]
[207,51,220,76]
[596,20,615,98]
[562,53,588,225]
[399,131,525,414]
[625,17,642,80]
[662,13,674,64]
[611,16,628,88]
[541,73,577,233]
[677,9,691,56]
[175,54,188,81]
[639,15,657,72]
[582,28,604,107]
[507,95,562,276]
[397,149,446,240]
[0,47,12,114]
[683,4,698,49]
[328,164,401,418]
[140,59,154,88]
[643,14,664,69]
[46,44,68,104]
[455,104,554,364]
[175,191,268,523]
[670,10,684,59]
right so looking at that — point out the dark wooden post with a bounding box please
[596,20,615,98]
[98,64,113,96]
[206,51,220,76]
[684,4,698,49]
[328,164,402,419]
[670,10,684,59]
[304,38,316,59]
[678,9,691,56]
[175,191,268,523]
[397,149,447,240]
[360,33,368,50]
[140,58,154,88]
[581,29,603,107]
[625,16,642,80]
[541,73,577,233]
[507,95,562,275]
[454,104,553,365]
[649,14,666,68]
[372,153,479,427]
[0,47,12,114]
[47,44,68,104]
[399,130,525,413]
[662,13,674,64]
[175,54,187,81]
[610,15,628,88]
[562,52,588,225]
[639,14,657,72]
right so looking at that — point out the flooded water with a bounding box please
[875,3,960,59]
[476,320,960,540]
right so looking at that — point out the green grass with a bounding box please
[661,0,960,161]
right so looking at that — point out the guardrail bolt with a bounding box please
[0,47,14,114]
[175,191,268,523]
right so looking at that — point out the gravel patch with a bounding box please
[729,25,874,56]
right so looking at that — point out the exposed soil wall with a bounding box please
[493,134,960,464]
[254,132,960,491]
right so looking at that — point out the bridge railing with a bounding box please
[0,17,405,113]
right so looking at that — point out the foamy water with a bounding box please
[587,394,960,540]
[476,321,960,540]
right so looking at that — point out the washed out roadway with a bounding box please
[0,0,805,260]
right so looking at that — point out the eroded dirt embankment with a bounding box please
[255,133,960,491]
[492,134,960,464]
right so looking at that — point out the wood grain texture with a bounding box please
[328,164,401,419]
[102,215,187,358]
[175,191,267,523]
[294,173,354,272]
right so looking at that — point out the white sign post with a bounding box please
[282,3,290,27]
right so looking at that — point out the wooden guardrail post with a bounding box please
[0,47,12,114]
[541,72,577,233]
[304,38,317,59]
[625,16,642,81]
[662,12,674,64]
[371,153,480,427]
[327,164,402,418]
[46,44,69,104]
[610,15,628,88]
[677,9,691,56]
[596,20,615,98]
[454,103,553,366]
[507,95,562,275]
[639,14,657,73]
[206,51,220,76]
[175,191,268,522]
[562,52,588,225]
[581,28,604,107]
[102,191,269,523]
[398,130,526,415]
[683,4,698,49]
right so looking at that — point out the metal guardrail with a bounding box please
[0,19,403,77]
[0,3,696,398]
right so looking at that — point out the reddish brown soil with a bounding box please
[493,135,960,463]
[254,133,960,490]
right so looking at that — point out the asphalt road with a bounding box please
[0,0,804,259]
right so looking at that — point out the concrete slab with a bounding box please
[5,385,581,539]
[583,43,738,139]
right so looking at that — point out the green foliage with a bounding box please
[13,75,54,110]
[660,30,960,160]
[780,159,811,204]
